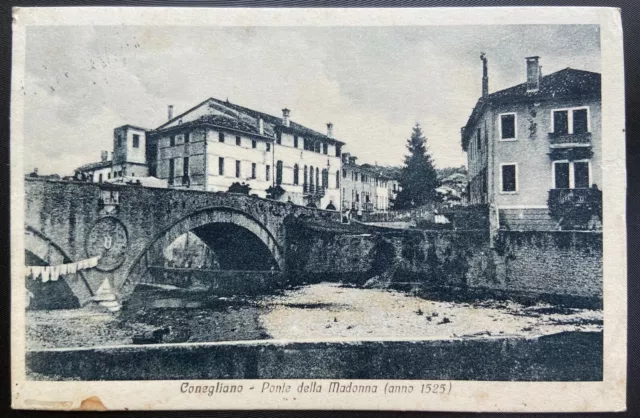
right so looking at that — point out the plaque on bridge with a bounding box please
[85,217,129,271]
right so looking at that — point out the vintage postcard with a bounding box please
[10,7,626,412]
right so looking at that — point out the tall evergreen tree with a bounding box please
[393,123,439,209]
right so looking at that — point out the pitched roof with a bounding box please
[159,113,270,138]
[75,160,112,172]
[358,163,401,180]
[155,97,345,145]
[461,68,601,150]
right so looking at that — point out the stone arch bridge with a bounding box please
[24,177,339,306]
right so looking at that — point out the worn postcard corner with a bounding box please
[10,6,626,413]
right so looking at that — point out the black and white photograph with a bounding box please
[10,7,626,412]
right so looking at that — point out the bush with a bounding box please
[227,182,251,195]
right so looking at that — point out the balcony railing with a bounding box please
[303,183,326,197]
[548,132,592,148]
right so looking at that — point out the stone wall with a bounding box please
[486,231,603,300]
[27,331,602,381]
[286,223,492,288]
[286,224,602,306]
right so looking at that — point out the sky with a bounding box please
[21,24,600,176]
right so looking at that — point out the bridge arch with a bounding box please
[121,206,284,298]
[24,226,94,308]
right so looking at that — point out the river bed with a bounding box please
[26,282,602,350]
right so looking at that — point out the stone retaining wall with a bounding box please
[26,331,602,381]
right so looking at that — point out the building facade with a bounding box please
[461,55,601,230]
[148,98,344,209]
[340,153,399,213]
[74,151,113,183]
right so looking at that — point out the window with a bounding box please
[236,136,241,146]
[107,173,111,179]
[98,173,103,183]
[168,159,175,183]
[294,136,299,148]
[218,132,225,143]
[342,169,347,178]
[500,113,516,140]
[133,134,140,148]
[336,145,341,157]
[316,167,320,188]
[336,170,340,188]
[304,166,308,186]
[476,128,481,151]
[169,135,175,147]
[252,140,257,149]
[118,135,123,147]
[266,165,271,182]
[183,157,189,177]
[251,163,256,179]
[574,161,590,188]
[553,110,569,135]
[309,166,314,187]
[552,107,590,135]
[573,109,588,134]
[132,172,135,177]
[500,163,517,193]
[218,157,224,176]
[235,160,241,178]
[553,160,591,189]
[266,142,271,152]
[276,160,283,185]
[322,169,328,189]
[185,132,190,143]
[276,132,282,145]
[355,172,358,182]
[293,164,299,185]
[554,162,570,189]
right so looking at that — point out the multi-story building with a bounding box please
[111,125,151,180]
[74,151,113,183]
[147,98,344,209]
[340,153,399,213]
[75,124,151,183]
[75,98,346,209]
[461,55,601,230]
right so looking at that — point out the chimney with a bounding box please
[282,108,290,127]
[480,53,489,97]
[326,122,334,138]
[526,56,541,92]
[258,118,264,135]
[168,105,174,120]
[101,151,109,162]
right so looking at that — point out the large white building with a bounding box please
[76,97,345,209]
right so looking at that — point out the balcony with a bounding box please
[548,132,592,148]
[303,183,325,197]
[548,132,593,160]
[548,187,602,230]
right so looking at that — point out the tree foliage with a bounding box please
[227,182,251,195]
[393,123,439,209]
[266,185,286,200]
